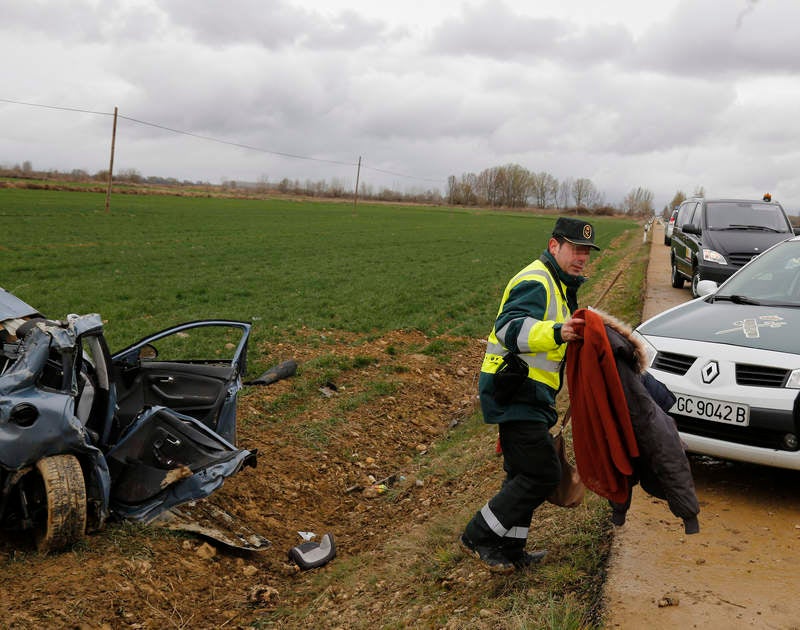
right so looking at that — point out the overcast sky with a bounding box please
[3,0,800,211]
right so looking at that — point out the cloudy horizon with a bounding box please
[3,0,799,212]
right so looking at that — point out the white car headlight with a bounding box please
[632,330,657,367]
[702,248,727,265]
[786,369,800,389]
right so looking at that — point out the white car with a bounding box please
[634,235,800,470]
[663,207,679,245]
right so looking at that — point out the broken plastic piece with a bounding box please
[288,532,336,570]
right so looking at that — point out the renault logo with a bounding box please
[701,361,719,384]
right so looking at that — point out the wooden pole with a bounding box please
[353,156,361,214]
[105,106,118,213]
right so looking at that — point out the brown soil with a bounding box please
[0,326,502,629]
[603,223,800,628]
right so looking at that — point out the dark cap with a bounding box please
[552,217,600,250]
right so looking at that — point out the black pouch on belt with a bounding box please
[492,353,529,404]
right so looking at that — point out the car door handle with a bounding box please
[157,376,175,384]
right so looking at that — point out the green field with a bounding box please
[0,189,638,368]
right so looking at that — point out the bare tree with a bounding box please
[663,190,687,218]
[622,187,655,216]
[477,166,503,206]
[530,171,558,208]
[572,178,597,209]
[460,172,479,206]
[447,175,458,205]
[557,177,573,210]
[503,164,531,207]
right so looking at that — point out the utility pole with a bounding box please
[105,106,117,214]
[353,156,361,215]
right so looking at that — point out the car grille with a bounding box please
[655,353,789,388]
[653,351,695,375]
[674,417,798,451]
[736,364,789,387]
[728,252,759,267]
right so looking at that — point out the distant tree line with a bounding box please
[446,164,606,210]
[0,160,656,216]
[445,163,654,216]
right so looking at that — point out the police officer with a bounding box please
[460,216,600,572]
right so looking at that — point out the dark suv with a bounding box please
[670,197,798,296]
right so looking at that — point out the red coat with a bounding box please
[565,308,639,503]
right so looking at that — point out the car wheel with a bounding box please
[31,455,87,552]
[671,259,684,288]
[664,235,670,246]
[691,268,701,297]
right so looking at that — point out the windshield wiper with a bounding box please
[721,224,780,232]
[713,294,762,305]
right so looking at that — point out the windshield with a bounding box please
[716,240,800,306]
[705,201,791,232]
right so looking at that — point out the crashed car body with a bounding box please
[634,236,800,470]
[0,287,255,551]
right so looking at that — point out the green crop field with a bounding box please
[0,188,638,368]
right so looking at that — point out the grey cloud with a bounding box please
[477,67,735,160]
[559,24,636,65]
[430,0,634,65]
[0,0,106,41]
[160,0,387,50]
[115,43,349,138]
[430,1,566,58]
[636,0,800,76]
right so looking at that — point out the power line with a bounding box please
[0,97,112,118]
[0,97,447,185]
[118,113,358,167]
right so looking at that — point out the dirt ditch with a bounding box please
[0,327,490,628]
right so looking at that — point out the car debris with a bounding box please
[245,358,297,386]
[153,499,270,551]
[0,287,257,552]
[287,532,336,570]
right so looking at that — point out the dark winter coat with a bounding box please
[567,308,700,534]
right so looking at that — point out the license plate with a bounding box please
[670,393,750,426]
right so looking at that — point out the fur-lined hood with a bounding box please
[584,307,648,374]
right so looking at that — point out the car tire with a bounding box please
[671,259,685,288]
[691,268,701,298]
[664,235,671,246]
[32,455,87,553]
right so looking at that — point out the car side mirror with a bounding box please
[138,344,158,361]
[682,224,701,235]
[696,280,718,297]
[793,226,800,236]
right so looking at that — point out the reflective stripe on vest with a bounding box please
[481,262,570,389]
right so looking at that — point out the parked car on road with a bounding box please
[0,288,255,551]
[635,235,800,470]
[670,197,797,296]
[664,207,679,245]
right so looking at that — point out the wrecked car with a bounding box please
[0,287,256,552]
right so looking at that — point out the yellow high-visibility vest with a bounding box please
[481,259,570,391]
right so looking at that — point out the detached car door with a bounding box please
[105,320,256,522]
